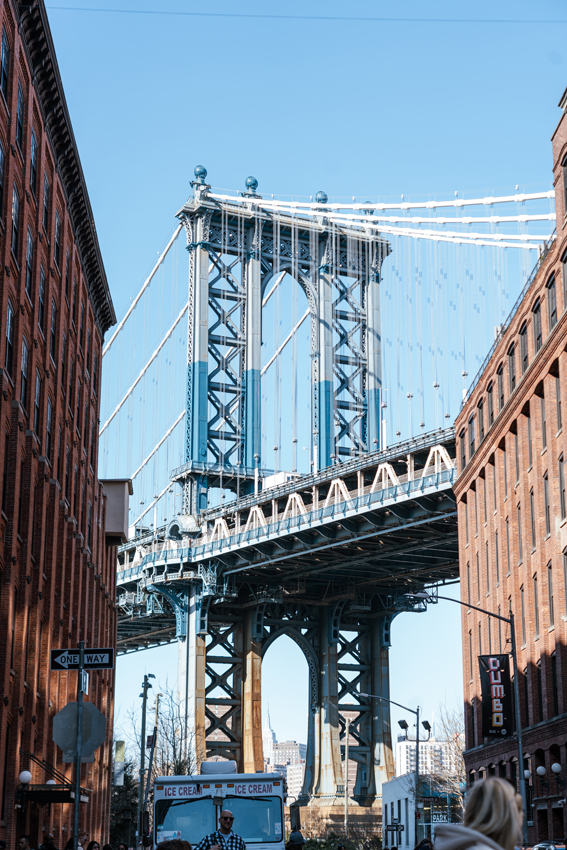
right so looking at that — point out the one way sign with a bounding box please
[50,648,115,671]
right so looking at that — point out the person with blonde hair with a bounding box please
[434,777,523,850]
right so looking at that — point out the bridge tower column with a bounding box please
[244,222,262,470]
[316,234,334,471]
[368,616,395,796]
[313,608,344,798]
[366,261,382,452]
[242,610,264,773]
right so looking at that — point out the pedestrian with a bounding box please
[434,777,522,850]
[415,841,433,850]
[86,841,100,850]
[19,836,34,850]
[39,835,59,850]
[286,833,305,850]
[194,810,246,850]
[102,844,113,850]
[118,844,128,850]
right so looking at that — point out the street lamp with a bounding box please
[360,692,431,845]
[404,591,528,844]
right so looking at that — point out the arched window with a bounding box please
[508,343,516,393]
[519,321,528,374]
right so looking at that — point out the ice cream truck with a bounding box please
[153,762,286,850]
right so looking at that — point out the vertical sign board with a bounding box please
[479,654,513,738]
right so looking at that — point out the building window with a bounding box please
[90,419,95,468]
[534,573,540,638]
[547,275,558,331]
[476,552,481,601]
[72,279,77,325]
[523,667,529,727]
[520,585,526,645]
[498,606,502,652]
[508,344,516,393]
[487,382,494,425]
[79,301,85,349]
[25,229,33,300]
[560,455,566,520]
[30,130,37,196]
[469,416,475,458]
[68,359,74,411]
[61,333,67,396]
[64,446,70,500]
[42,174,49,232]
[483,475,487,523]
[544,472,551,537]
[0,28,10,99]
[557,373,562,432]
[11,184,19,257]
[477,399,484,442]
[541,394,547,450]
[33,370,40,434]
[86,330,91,376]
[468,630,473,681]
[474,488,478,534]
[15,82,23,149]
[530,488,536,551]
[503,446,508,496]
[485,541,490,593]
[54,212,61,268]
[495,531,500,584]
[50,299,57,361]
[517,503,522,564]
[497,364,504,411]
[527,406,532,468]
[514,430,520,484]
[65,249,70,302]
[533,300,542,352]
[93,352,98,397]
[20,338,29,409]
[38,266,45,334]
[536,659,543,722]
[548,561,554,628]
[87,502,92,549]
[478,622,482,655]
[76,378,81,434]
[460,429,466,471]
[551,652,559,717]
[46,398,52,461]
[5,301,14,377]
[520,322,528,374]
[492,461,497,510]
[564,550,567,616]
[467,562,471,605]
[563,251,567,313]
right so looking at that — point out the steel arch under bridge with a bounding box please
[116,428,459,814]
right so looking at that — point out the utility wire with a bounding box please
[46,6,567,24]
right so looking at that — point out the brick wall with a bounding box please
[454,90,567,844]
[0,2,117,847]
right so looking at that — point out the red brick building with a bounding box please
[454,90,567,843]
[0,2,126,847]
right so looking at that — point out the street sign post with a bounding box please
[50,648,115,670]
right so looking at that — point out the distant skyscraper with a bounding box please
[263,706,277,766]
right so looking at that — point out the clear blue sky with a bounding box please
[45,0,566,746]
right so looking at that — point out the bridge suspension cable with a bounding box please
[100,301,188,436]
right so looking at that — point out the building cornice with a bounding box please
[16,0,116,336]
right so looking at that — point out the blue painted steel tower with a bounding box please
[173,168,390,516]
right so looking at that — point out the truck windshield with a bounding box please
[224,795,283,844]
[155,797,216,846]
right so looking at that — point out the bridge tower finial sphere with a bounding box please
[194,165,208,184]
[315,190,328,204]
[245,175,258,194]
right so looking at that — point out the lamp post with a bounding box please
[405,591,527,844]
[360,692,431,846]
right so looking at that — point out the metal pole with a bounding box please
[138,676,149,848]
[509,609,528,844]
[415,706,420,847]
[143,693,161,808]
[73,641,85,850]
[344,717,350,838]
